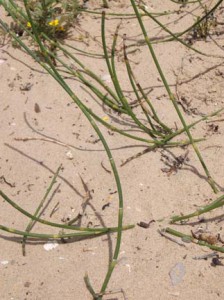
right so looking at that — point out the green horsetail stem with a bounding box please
[0,190,134,233]
[154,0,224,45]
[2,1,129,298]
[123,34,173,135]
[140,6,211,57]
[165,227,224,253]
[1,3,220,150]
[109,20,155,136]
[0,224,111,239]
[22,165,62,256]
[170,194,224,223]
[130,0,219,193]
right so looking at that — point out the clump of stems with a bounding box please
[0,0,135,297]
[1,0,224,297]
[1,0,222,194]
[130,0,220,193]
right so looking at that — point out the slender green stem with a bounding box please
[45,37,121,105]
[101,11,115,94]
[45,50,125,113]
[0,190,133,233]
[162,108,224,143]
[123,35,167,136]
[102,13,157,138]
[80,9,172,18]
[165,227,224,253]
[158,0,224,44]
[0,15,218,151]
[21,2,126,297]
[84,274,99,299]
[22,165,61,256]
[140,6,211,57]
[171,194,224,223]
[170,0,198,3]
[0,17,160,145]
[130,0,218,193]
[2,5,218,149]
[0,224,110,239]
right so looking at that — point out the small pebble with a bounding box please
[66,150,74,160]
[43,241,59,251]
[0,260,9,265]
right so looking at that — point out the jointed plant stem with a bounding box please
[12,1,126,297]
[0,224,111,239]
[2,2,129,295]
[140,6,211,57]
[123,35,173,135]
[109,19,157,138]
[0,190,133,233]
[1,1,224,297]
[1,2,219,151]
[159,0,224,45]
[171,194,224,223]
[22,165,61,256]
[130,0,218,193]
[165,227,224,253]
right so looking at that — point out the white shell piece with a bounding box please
[43,241,59,251]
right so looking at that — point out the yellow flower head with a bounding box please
[48,19,59,27]
[27,22,31,28]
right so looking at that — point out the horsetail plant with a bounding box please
[3,0,221,153]
[21,164,62,256]
[0,189,133,235]
[1,0,224,298]
[130,0,219,193]
[0,1,135,299]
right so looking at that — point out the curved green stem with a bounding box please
[171,194,224,223]
[130,0,218,193]
[165,227,224,253]
[22,165,62,255]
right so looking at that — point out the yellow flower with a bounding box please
[48,19,59,27]
[27,22,31,28]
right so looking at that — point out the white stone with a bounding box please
[43,241,59,251]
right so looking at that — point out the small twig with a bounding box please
[161,149,189,175]
[0,176,15,188]
[137,219,155,229]
[49,201,60,218]
[14,137,74,149]
[158,229,187,248]
[79,174,92,202]
[121,146,156,166]
[101,161,112,174]
[192,252,218,260]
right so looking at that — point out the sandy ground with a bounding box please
[1,1,224,299]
